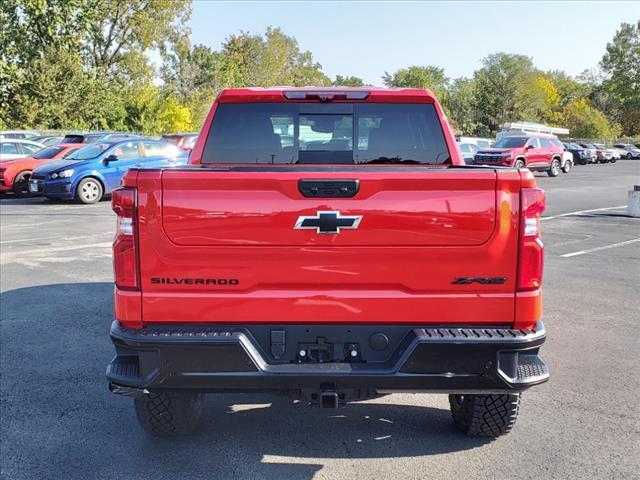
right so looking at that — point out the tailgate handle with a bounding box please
[298,179,359,198]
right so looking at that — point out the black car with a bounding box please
[563,142,593,165]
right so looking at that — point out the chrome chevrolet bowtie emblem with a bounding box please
[294,211,362,234]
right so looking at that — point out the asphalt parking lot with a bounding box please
[1,161,639,480]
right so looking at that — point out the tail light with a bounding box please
[112,187,139,290]
[517,187,545,291]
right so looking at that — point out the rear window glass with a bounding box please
[33,146,64,159]
[202,103,450,165]
[62,135,85,143]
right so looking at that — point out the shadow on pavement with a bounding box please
[1,283,490,480]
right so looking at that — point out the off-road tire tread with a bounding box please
[448,393,520,437]
[134,392,203,436]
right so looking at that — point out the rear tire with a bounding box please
[134,392,203,437]
[75,177,103,204]
[449,393,520,437]
[547,158,561,177]
[561,159,573,173]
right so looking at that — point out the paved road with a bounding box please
[1,161,639,479]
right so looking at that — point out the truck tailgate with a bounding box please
[137,167,522,325]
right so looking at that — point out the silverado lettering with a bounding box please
[107,87,548,439]
[150,277,239,285]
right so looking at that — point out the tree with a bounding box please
[11,46,126,130]
[382,66,448,101]
[0,0,95,124]
[563,98,621,140]
[0,0,193,129]
[546,70,590,108]
[472,53,537,136]
[446,78,478,135]
[217,27,330,88]
[523,73,563,126]
[333,75,365,87]
[85,0,191,78]
[157,96,193,133]
[161,40,223,127]
[600,21,640,135]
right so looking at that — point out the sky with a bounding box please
[187,0,639,85]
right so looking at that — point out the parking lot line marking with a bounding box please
[542,205,626,221]
[560,238,640,258]
[0,236,64,245]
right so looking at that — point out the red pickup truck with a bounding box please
[107,87,548,438]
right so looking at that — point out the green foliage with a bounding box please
[157,97,193,133]
[600,21,640,135]
[472,53,536,136]
[333,75,366,87]
[1,0,191,131]
[216,27,330,88]
[524,73,563,126]
[12,46,125,130]
[382,65,448,101]
[563,98,621,140]
[446,78,477,135]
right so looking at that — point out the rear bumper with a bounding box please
[107,321,548,396]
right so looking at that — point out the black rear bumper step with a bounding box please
[107,321,548,396]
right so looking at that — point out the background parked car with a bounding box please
[30,139,187,204]
[61,132,142,144]
[0,139,45,161]
[0,143,82,196]
[563,142,594,165]
[161,133,198,152]
[456,142,478,164]
[549,137,573,173]
[610,146,627,159]
[607,147,621,160]
[578,143,599,162]
[593,143,614,163]
[474,134,564,176]
[613,143,640,159]
[0,130,40,140]
[457,136,494,149]
[32,135,65,147]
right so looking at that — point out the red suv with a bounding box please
[474,135,564,176]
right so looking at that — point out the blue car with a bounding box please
[30,138,187,204]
